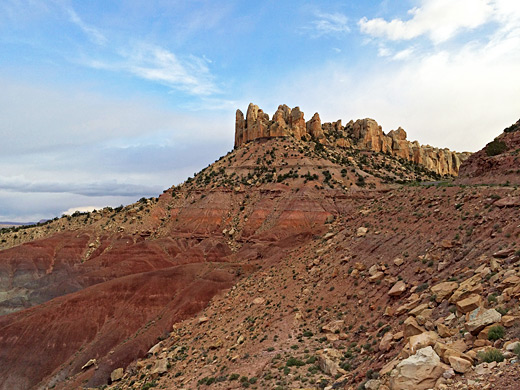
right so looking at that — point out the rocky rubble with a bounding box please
[235,103,470,176]
[86,182,520,390]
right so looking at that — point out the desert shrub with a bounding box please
[478,348,504,363]
[488,325,505,341]
[504,121,520,133]
[142,381,157,390]
[486,139,507,156]
[286,357,305,367]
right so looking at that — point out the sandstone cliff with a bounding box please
[235,103,470,176]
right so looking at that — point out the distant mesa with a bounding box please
[235,103,470,176]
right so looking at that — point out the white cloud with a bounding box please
[257,22,520,153]
[378,45,392,57]
[87,44,218,96]
[311,12,350,36]
[359,0,494,44]
[67,8,107,45]
[62,206,103,215]
[393,47,415,60]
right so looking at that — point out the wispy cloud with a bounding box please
[86,44,218,96]
[359,0,493,44]
[393,47,415,60]
[310,12,350,37]
[67,7,107,45]
[0,176,161,197]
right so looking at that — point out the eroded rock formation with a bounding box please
[235,103,470,176]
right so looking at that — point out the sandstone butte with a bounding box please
[235,103,471,176]
[0,110,519,390]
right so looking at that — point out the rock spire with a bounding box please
[234,103,470,176]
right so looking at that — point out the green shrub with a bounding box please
[286,357,305,367]
[142,381,157,390]
[504,121,520,133]
[478,348,504,363]
[486,139,507,156]
[487,325,505,341]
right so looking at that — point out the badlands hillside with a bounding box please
[0,105,519,390]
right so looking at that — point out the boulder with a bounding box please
[502,315,518,327]
[404,316,426,338]
[448,356,472,373]
[505,341,520,351]
[389,346,445,390]
[357,227,368,237]
[449,275,483,303]
[409,331,438,353]
[369,271,385,282]
[150,358,168,376]
[465,308,502,335]
[456,294,482,314]
[409,303,429,317]
[495,197,520,207]
[430,281,458,303]
[81,359,97,370]
[317,350,346,376]
[147,341,162,356]
[365,379,382,390]
[437,323,454,338]
[252,297,265,305]
[110,368,124,382]
[389,281,407,297]
[380,331,394,352]
[322,320,344,334]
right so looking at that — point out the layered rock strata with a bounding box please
[235,103,470,176]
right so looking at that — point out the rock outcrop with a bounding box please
[235,103,470,176]
[457,118,520,185]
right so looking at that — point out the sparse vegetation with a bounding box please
[486,139,507,156]
[478,348,504,363]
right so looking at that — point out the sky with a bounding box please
[1,0,519,222]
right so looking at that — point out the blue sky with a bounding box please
[1,0,519,221]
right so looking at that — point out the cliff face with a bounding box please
[235,103,470,176]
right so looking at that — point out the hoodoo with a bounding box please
[235,103,470,176]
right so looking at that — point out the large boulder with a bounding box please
[110,367,124,382]
[409,331,438,353]
[389,346,446,390]
[389,281,407,297]
[431,281,458,303]
[465,308,502,334]
[456,294,482,313]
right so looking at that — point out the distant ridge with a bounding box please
[0,221,36,228]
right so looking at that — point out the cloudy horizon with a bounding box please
[1,0,519,222]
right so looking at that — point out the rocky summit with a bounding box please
[0,112,520,390]
[235,103,470,176]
